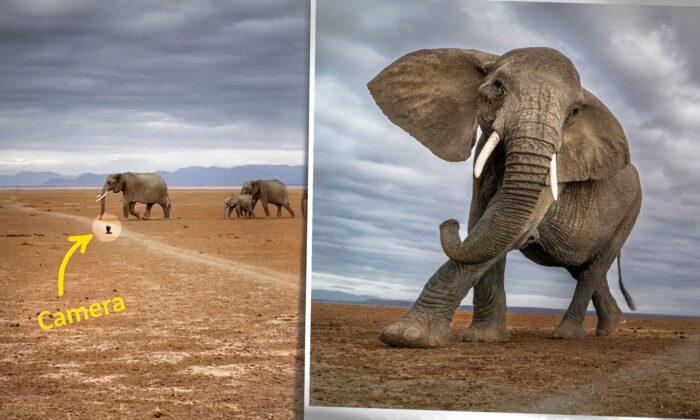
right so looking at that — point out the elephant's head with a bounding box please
[224,195,237,218]
[242,180,262,198]
[96,173,126,219]
[224,196,237,207]
[368,47,629,264]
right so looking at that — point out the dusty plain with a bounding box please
[310,303,699,418]
[0,189,306,419]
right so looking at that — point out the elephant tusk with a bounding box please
[95,191,109,202]
[550,154,558,201]
[474,131,500,178]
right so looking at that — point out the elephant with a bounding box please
[223,194,254,219]
[240,179,295,218]
[96,172,171,220]
[367,47,641,347]
[301,188,308,218]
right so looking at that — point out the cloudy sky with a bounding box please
[310,0,700,317]
[0,0,309,175]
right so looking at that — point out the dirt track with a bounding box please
[0,189,306,419]
[310,303,699,418]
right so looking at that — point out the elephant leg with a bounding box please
[591,277,623,337]
[262,201,271,218]
[276,204,282,217]
[379,258,496,348]
[554,195,640,339]
[459,257,509,342]
[160,200,169,219]
[144,203,154,219]
[129,202,142,219]
[284,203,295,218]
[554,251,620,339]
[122,201,130,220]
[552,266,606,339]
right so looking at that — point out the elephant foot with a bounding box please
[551,319,585,339]
[596,311,624,337]
[379,310,450,348]
[459,323,510,342]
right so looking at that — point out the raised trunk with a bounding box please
[441,132,555,264]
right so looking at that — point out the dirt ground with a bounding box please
[0,189,306,419]
[310,303,699,418]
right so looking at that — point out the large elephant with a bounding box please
[241,179,295,218]
[96,172,171,220]
[368,47,641,347]
[301,188,308,218]
[223,194,254,219]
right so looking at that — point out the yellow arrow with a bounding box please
[58,234,93,297]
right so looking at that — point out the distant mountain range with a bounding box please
[0,165,306,187]
[311,289,699,319]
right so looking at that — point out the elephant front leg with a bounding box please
[379,259,490,348]
[262,201,271,218]
[122,201,130,220]
[460,257,510,342]
[128,202,142,220]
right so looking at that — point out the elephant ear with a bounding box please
[556,89,630,183]
[368,48,498,162]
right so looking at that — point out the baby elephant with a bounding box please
[223,194,254,219]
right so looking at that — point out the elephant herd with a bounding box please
[96,173,307,220]
[223,179,308,219]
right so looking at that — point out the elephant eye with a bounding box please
[493,79,504,89]
[570,107,580,117]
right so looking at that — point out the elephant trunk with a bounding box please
[440,123,557,264]
[97,185,108,219]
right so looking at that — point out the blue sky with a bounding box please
[310,0,700,317]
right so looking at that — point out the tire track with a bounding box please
[10,202,299,290]
[526,339,699,416]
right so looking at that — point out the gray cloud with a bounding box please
[0,0,309,174]
[311,0,700,317]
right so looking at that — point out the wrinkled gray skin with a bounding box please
[368,47,641,347]
[301,188,308,218]
[98,172,171,220]
[223,194,254,219]
[241,179,295,218]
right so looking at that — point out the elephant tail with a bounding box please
[617,252,636,311]
[167,193,172,213]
